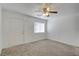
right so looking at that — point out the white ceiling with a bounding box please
[0,3,79,20]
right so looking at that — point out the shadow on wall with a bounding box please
[47,13,79,47]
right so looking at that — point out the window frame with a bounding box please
[34,22,45,33]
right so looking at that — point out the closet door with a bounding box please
[3,17,24,48]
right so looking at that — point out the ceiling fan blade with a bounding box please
[49,11,58,14]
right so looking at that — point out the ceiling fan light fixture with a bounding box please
[43,13,46,16]
[43,12,49,17]
[47,7,50,11]
[35,3,58,17]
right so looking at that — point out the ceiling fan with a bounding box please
[35,3,58,17]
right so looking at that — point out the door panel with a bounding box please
[3,17,24,48]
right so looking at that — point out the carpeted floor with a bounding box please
[1,39,79,56]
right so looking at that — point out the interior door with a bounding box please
[3,17,24,48]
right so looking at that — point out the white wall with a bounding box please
[0,6,2,54]
[2,9,47,48]
[47,13,79,47]
[24,15,47,43]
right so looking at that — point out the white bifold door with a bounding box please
[3,16,24,48]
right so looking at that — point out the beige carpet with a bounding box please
[1,39,79,56]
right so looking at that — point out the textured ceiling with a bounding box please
[0,3,79,20]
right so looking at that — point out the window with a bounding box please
[34,22,45,33]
